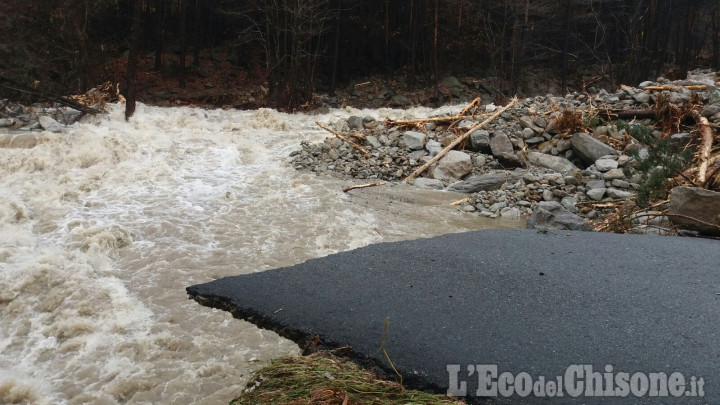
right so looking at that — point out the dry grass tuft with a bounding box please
[231,351,465,405]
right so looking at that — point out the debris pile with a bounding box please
[293,70,720,236]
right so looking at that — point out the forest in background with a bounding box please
[1,0,719,110]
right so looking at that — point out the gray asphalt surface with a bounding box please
[187,229,719,404]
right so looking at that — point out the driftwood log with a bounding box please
[693,114,714,185]
[342,182,387,193]
[316,121,370,158]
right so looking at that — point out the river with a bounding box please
[0,103,522,404]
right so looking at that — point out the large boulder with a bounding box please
[490,132,514,156]
[490,132,523,167]
[402,131,427,150]
[432,150,472,182]
[668,187,720,236]
[570,132,618,165]
[470,130,490,152]
[526,201,594,231]
[39,116,64,133]
[527,152,577,174]
[445,172,515,193]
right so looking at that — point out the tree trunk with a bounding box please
[193,0,201,67]
[154,0,165,71]
[125,0,143,120]
[329,0,342,96]
[713,3,720,70]
[561,0,571,92]
[433,0,438,82]
[179,0,188,88]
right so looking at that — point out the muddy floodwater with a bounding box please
[0,103,522,404]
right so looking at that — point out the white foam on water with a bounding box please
[0,102,519,404]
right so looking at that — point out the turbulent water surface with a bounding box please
[0,103,522,404]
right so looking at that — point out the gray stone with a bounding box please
[533,117,548,128]
[500,207,522,219]
[526,201,593,231]
[594,126,610,136]
[542,190,556,201]
[472,155,487,167]
[527,152,578,174]
[0,118,14,128]
[570,132,619,165]
[638,81,655,88]
[607,188,634,199]
[366,135,382,149]
[20,121,41,131]
[561,197,579,213]
[632,92,651,104]
[402,131,427,150]
[586,188,607,201]
[611,179,632,189]
[470,130,490,151]
[617,155,631,166]
[521,128,535,139]
[595,158,619,172]
[586,180,606,190]
[425,139,442,156]
[701,103,720,118]
[490,132,514,156]
[556,139,572,152]
[603,168,626,180]
[347,116,364,130]
[489,202,507,212]
[522,173,538,184]
[333,119,350,132]
[432,151,472,182]
[445,172,514,193]
[408,150,427,160]
[668,187,720,236]
[490,132,522,166]
[525,137,545,144]
[412,178,445,190]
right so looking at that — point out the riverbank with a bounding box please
[291,69,720,237]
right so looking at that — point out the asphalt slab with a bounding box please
[187,229,720,404]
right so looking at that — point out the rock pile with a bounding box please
[0,101,86,148]
[293,69,720,235]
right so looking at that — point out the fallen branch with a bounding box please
[665,213,720,231]
[342,182,386,193]
[0,75,100,115]
[388,113,491,126]
[450,197,471,206]
[457,97,482,117]
[404,97,519,183]
[388,97,488,126]
[316,121,370,158]
[693,113,714,185]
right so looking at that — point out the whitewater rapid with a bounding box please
[0,103,521,404]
